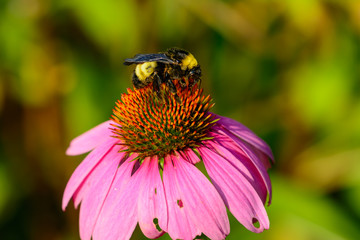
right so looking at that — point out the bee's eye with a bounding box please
[189,69,197,75]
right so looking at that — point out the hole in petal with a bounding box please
[154,187,157,195]
[153,218,162,232]
[177,199,184,208]
[252,218,260,228]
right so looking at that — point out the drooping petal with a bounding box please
[208,133,268,204]
[78,144,126,240]
[163,154,229,240]
[199,145,269,233]
[92,157,141,240]
[212,129,272,205]
[137,157,167,239]
[62,137,118,210]
[66,120,114,156]
[213,114,274,161]
[248,143,272,170]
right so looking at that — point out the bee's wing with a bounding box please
[123,53,177,65]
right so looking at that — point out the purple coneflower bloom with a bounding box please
[63,82,273,240]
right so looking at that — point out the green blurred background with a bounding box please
[1,0,360,239]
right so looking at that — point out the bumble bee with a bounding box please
[123,48,201,100]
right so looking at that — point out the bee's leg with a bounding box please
[166,80,181,103]
[179,77,187,88]
[189,77,201,88]
[132,72,144,89]
[195,77,201,86]
[152,73,163,100]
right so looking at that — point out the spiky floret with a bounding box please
[111,82,217,158]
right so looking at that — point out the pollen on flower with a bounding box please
[111,81,217,158]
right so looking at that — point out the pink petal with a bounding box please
[66,120,114,156]
[199,145,269,233]
[62,137,118,210]
[78,144,126,240]
[249,144,272,170]
[213,114,274,161]
[137,157,167,239]
[163,155,197,240]
[163,153,230,240]
[208,134,268,204]
[212,129,272,205]
[92,157,141,240]
[180,148,201,164]
[72,178,88,209]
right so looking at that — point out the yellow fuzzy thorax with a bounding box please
[135,62,157,81]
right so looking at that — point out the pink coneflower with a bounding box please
[62,82,273,240]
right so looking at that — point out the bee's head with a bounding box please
[165,47,202,83]
[188,65,201,82]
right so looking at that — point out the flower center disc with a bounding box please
[111,81,216,158]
